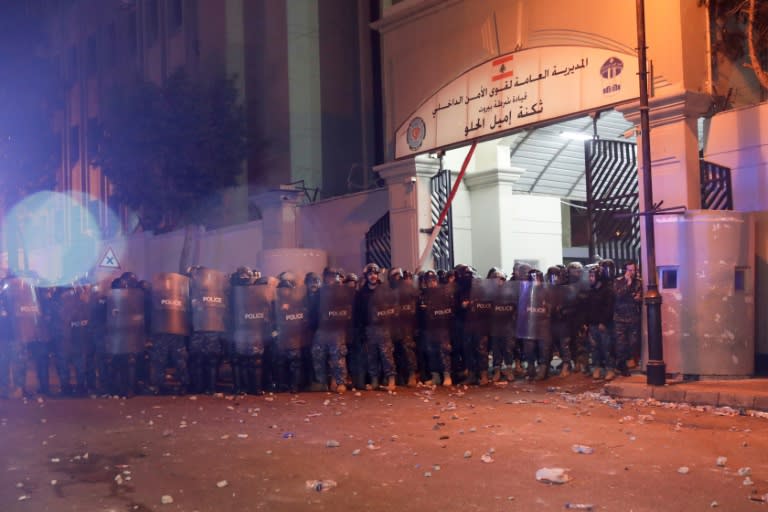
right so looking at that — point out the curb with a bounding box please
[604,381,768,411]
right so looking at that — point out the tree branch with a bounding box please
[747,0,768,89]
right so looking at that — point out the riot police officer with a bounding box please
[273,277,307,393]
[104,273,146,397]
[516,269,552,381]
[390,267,419,387]
[587,260,617,380]
[567,262,591,374]
[419,270,454,387]
[487,268,517,381]
[310,267,354,393]
[188,266,229,394]
[613,260,643,376]
[547,265,576,377]
[148,272,191,395]
[52,285,89,396]
[5,274,47,396]
[463,272,494,385]
[0,279,20,398]
[354,263,397,391]
[229,267,272,394]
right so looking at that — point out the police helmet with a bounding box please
[486,267,506,281]
[363,263,381,277]
[598,259,616,282]
[528,268,544,283]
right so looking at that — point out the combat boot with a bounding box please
[513,360,526,378]
[592,367,603,380]
[336,383,347,394]
[604,369,617,381]
[406,372,418,387]
[491,367,501,382]
[386,375,396,391]
[535,364,548,381]
[430,372,441,386]
[503,366,515,381]
[310,381,328,392]
[559,363,571,377]
[478,371,489,386]
[442,372,452,387]
[367,376,380,391]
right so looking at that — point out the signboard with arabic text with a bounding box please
[397,46,639,159]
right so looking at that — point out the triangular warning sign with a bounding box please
[99,247,121,269]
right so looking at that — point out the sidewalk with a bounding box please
[604,375,768,411]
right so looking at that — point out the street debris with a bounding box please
[217,480,229,488]
[161,495,174,504]
[463,450,472,459]
[564,504,594,510]
[737,467,751,476]
[571,444,594,454]
[326,440,340,448]
[536,467,571,484]
[677,466,690,475]
[716,456,727,467]
[306,479,337,492]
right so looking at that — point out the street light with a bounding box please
[635,0,666,386]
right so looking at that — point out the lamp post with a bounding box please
[635,0,666,386]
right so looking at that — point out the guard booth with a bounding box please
[654,210,754,377]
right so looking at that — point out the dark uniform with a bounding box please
[419,271,454,387]
[104,276,146,397]
[587,261,617,380]
[149,272,190,395]
[6,277,47,395]
[488,273,518,381]
[516,269,552,381]
[311,279,354,392]
[463,277,494,385]
[188,267,229,394]
[613,266,643,375]
[0,283,21,398]
[52,287,89,395]
[273,280,307,393]
[393,274,419,387]
[547,266,576,376]
[229,268,272,394]
[567,262,591,374]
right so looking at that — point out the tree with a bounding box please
[706,0,768,90]
[96,69,248,272]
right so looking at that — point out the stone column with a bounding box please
[376,155,440,270]
[253,186,305,250]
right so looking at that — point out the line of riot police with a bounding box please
[0,257,640,398]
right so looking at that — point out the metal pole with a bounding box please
[636,0,665,385]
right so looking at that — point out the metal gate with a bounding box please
[584,139,640,266]
[365,212,391,270]
[430,169,454,271]
[700,160,733,210]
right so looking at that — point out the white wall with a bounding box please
[502,194,563,273]
[297,187,388,274]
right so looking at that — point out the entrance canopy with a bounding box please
[501,110,634,201]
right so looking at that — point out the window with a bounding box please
[86,34,98,74]
[735,267,747,291]
[660,267,678,290]
[69,125,80,165]
[146,0,159,45]
[169,0,183,31]
[127,12,138,56]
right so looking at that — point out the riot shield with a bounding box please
[396,280,420,334]
[6,277,42,343]
[231,284,272,345]
[421,284,454,330]
[151,273,191,336]
[274,285,308,341]
[466,278,495,333]
[367,285,398,328]
[190,268,228,333]
[515,280,552,341]
[105,288,146,354]
[489,280,516,338]
[316,284,355,331]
